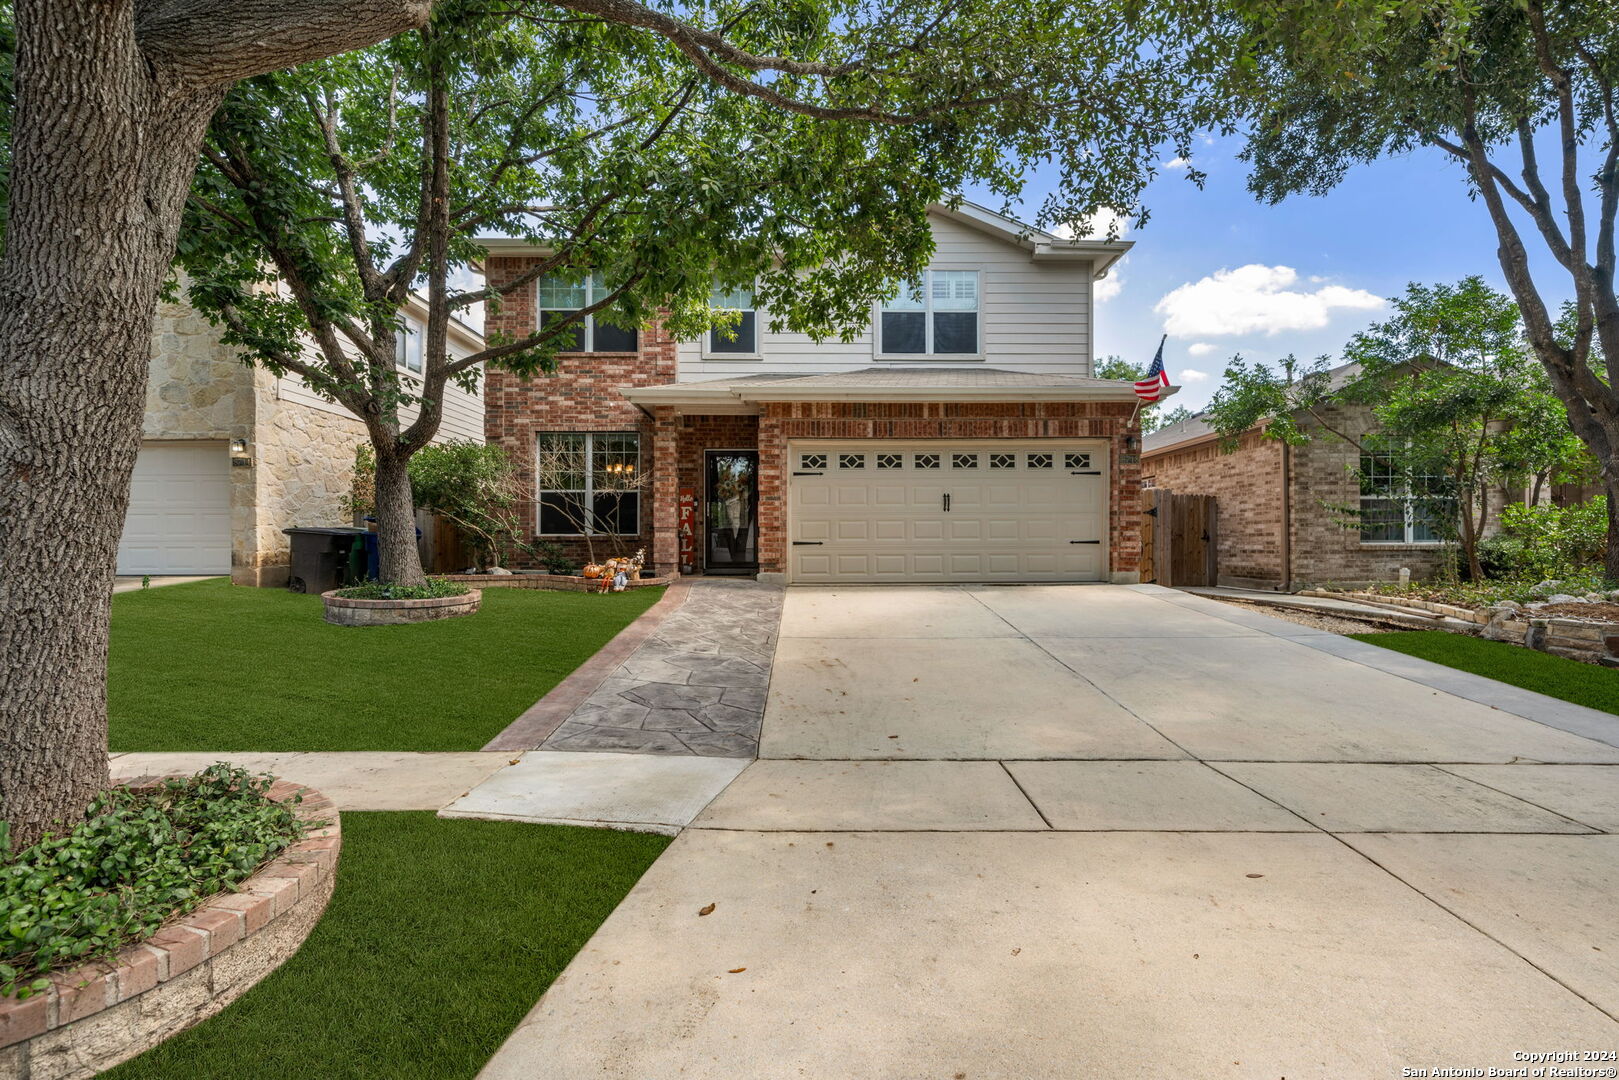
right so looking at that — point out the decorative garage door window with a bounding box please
[876,453,903,469]
[989,452,1017,469]
[1027,452,1053,469]
[839,453,866,469]
[952,452,979,469]
[536,432,640,534]
[800,453,828,470]
[1066,452,1093,470]
[914,453,940,469]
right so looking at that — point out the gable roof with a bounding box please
[1141,361,1366,457]
[621,366,1167,411]
[474,200,1130,280]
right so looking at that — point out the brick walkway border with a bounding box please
[481,580,695,752]
[0,781,340,1078]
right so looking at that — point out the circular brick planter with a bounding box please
[322,587,481,626]
[0,780,340,1079]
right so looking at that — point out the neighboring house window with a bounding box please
[537,274,638,352]
[706,285,758,356]
[1359,439,1452,544]
[878,270,980,356]
[396,319,424,374]
[536,432,641,535]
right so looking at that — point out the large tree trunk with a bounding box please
[0,0,428,847]
[0,3,225,846]
[372,449,429,586]
[1605,468,1619,584]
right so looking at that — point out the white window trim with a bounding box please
[396,318,425,376]
[700,284,763,360]
[536,277,639,354]
[536,431,642,537]
[873,268,984,362]
[1358,440,1450,546]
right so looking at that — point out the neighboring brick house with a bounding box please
[123,296,484,586]
[479,202,1149,584]
[1141,362,1512,589]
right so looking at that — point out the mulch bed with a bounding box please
[1531,602,1619,622]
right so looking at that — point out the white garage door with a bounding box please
[117,442,232,575]
[789,441,1108,583]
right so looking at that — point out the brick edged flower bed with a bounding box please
[438,573,672,593]
[323,587,482,626]
[0,781,340,1080]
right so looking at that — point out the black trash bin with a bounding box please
[283,527,369,594]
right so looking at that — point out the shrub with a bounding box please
[1499,497,1608,582]
[0,765,309,999]
[331,579,471,601]
[531,539,578,576]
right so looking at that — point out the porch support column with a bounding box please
[756,406,787,578]
[651,406,680,577]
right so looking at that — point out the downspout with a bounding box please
[1280,441,1293,592]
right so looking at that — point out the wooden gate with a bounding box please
[1141,488,1218,587]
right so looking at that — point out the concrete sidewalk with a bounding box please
[480,584,1619,1079]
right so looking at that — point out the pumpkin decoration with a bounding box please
[582,563,604,579]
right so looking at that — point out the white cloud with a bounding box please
[1051,207,1130,241]
[1090,254,1127,303]
[1153,264,1383,338]
[1162,156,1190,170]
[1187,342,1218,357]
[1178,369,1209,383]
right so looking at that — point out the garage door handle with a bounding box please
[792,470,823,476]
[1069,540,1101,544]
[1071,470,1102,475]
[792,541,823,546]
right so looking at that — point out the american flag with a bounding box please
[1134,336,1170,402]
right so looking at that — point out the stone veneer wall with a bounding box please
[752,400,1144,580]
[481,255,678,571]
[145,301,368,587]
[1142,428,1287,589]
[0,783,339,1080]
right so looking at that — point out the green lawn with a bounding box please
[110,579,663,751]
[105,813,670,1080]
[1352,630,1619,715]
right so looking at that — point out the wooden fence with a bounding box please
[1141,488,1218,587]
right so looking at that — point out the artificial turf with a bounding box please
[109,578,663,752]
[1351,630,1619,716]
[104,812,670,1080]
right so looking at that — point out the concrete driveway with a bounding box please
[481,585,1619,1079]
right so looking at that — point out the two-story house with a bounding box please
[123,295,484,585]
[478,202,1148,584]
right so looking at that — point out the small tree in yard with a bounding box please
[351,441,533,570]
[1,0,1226,842]
[1212,0,1619,580]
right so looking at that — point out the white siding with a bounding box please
[678,212,1094,380]
[274,316,485,444]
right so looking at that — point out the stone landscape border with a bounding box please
[438,573,671,593]
[0,780,340,1080]
[323,587,481,625]
[1303,588,1619,666]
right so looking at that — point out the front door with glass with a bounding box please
[705,451,758,573]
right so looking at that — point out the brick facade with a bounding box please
[1142,403,1458,589]
[483,255,677,569]
[755,400,1142,579]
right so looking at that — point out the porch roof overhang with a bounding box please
[621,368,1177,414]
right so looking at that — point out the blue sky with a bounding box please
[978,134,1559,412]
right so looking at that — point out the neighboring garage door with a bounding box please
[789,441,1108,583]
[117,441,232,575]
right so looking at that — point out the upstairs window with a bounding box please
[707,285,758,356]
[878,270,980,357]
[537,274,638,353]
[395,319,424,374]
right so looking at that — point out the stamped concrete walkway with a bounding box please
[481,583,1619,1079]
